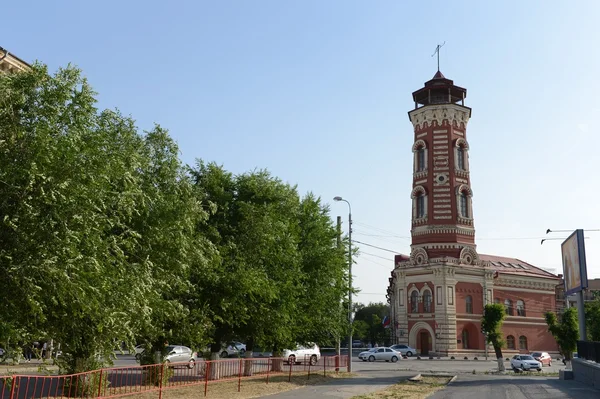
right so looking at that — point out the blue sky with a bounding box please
[4,1,600,306]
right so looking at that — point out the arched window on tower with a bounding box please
[466,295,473,314]
[505,299,513,316]
[417,147,426,172]
[457,146,465,170]
[412,140,428,173]
[516,300,526,317]
[454,138,469,171]
[456,185,473,220]
[423,290,432,313]
[460,192,469,218]
[416,194,425,219]
[411,186,428,221]
[411,291,419,313]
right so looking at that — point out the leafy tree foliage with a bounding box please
[353,303,390,346]
[545,308,579,361]
[0,64,210,373]
[585,299,600,341]
[481,304,506,371]
[0,63,350,375]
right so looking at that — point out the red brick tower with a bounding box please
[407,71,477,265]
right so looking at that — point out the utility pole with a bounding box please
[333,196,353,372]
[336,216,342,370]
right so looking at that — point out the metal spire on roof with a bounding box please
[431,42,445,72]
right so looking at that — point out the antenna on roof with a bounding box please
[431,42,445,72]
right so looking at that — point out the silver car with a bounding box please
[389,344,416,357]
[358,347,401,363]
[164,345,197,368]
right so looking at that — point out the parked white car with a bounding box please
[220,342,246,358]
[358,347,401,363]
[510,354,542,371]
[283,343,320,365]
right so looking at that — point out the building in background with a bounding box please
[0,46,30,73]
[387,70,560,358]
[556,277,600,311]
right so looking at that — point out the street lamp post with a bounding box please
[334,196,353,372]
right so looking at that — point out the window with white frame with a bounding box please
[412,140,428,173]
[516,300,526,316]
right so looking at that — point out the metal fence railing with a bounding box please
[0,355,348,399]
[577,340,600,363]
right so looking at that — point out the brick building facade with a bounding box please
[386,71,560,357]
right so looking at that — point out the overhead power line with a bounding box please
[352,239,403,254]
[360,251,394,262]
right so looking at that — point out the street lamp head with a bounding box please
[333,196,343,201]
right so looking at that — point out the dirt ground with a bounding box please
[349,376,453,399]
[118,372,354,399]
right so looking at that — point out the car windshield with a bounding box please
[521,355,534,360]
[166,346,176,352]
[531,352,541,357]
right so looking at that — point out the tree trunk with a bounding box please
[493,345,505,371]
[243,337,254,376]
[209,341,222,380]
[271,347,283,372]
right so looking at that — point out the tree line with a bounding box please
[0,64,350,374]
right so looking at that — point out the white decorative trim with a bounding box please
[409,104,471,130]
[459,246,480,266]
[410,247,429,266]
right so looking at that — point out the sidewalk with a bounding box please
[260,371,416,399]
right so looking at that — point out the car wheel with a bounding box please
[368,355,375,362]
[239,349,246,356]
[220,351,228,359]
[188,359,195,369]
[391,356,398,363]
[288,355,296,364]
[548,361,552,367]
[406,351,412,357]
[309,355,318,366]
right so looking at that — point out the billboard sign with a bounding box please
[561,229,588,296]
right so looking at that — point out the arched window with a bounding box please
[411,186,427,221]
[411,291,419,313]
[457,146,465,170]
[416,194,425,218]
[412,140,427,173]
[507,335,515,350]
[460,192,469,218]
[519,336,528,350]
[423,290,432,313]
[417,147,426,172]
[466,295,473,314]
[505,299,513,316]
[516,300,526,317]
[462,329,469,349]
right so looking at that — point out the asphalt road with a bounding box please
[429,374,600,399]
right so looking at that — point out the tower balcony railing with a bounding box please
[415,95,465,109]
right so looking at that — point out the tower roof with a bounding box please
[411,70,467,107]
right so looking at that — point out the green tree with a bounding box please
[585,299,600,341]
[481,304,506,371]
[545,308,579,361]
[191,163,303,368]
[354,303,389,346]
[0,64,208,377]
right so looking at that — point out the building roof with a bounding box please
[479,254,558,279]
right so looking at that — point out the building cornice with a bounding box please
[408,104,471,131]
